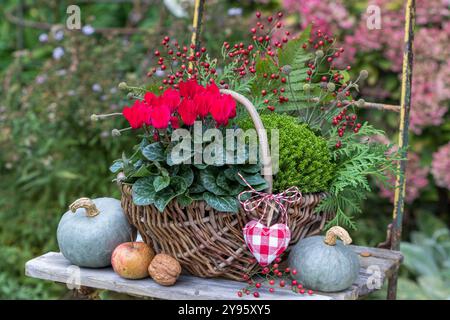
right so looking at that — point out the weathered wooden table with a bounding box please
[25,245,402,300]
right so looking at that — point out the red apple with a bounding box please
[111,242,155,279]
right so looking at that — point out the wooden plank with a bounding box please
[350,245,403,262]
[25,245,402,300]
[25,252,331,300]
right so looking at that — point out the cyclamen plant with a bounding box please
[93,10,399,228]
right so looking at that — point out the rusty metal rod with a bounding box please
[387,0,416,300]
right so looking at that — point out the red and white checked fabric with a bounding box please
[243,220,291,267]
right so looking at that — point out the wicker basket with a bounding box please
[119,89,332,281]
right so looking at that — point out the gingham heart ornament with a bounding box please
[243,220,291,266]
[237,173,301,267]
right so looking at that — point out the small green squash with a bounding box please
[288,226,360,292]
[57,197,135,268]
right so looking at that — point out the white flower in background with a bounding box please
[227,7,243,16]
[35,75,47,84]
[110,87,118,94]
[163,0,188,18]
[56,69,67,76]
[155,69,165,77]
[38,33,49,43]
[54,29,64,41]
[92,83,102,92]
[52,47,65,60]
[82,25,95,36]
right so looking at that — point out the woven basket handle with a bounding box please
[220,89,273,192]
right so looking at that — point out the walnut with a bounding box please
[148,253,181,286]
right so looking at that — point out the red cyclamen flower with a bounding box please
[178,98,197,126]
[179,79,203,99]
[160,88,181,112]
[122,100,151,129]
[150,104,171,129]
[209,94,236,126]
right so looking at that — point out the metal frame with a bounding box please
[189,0,416,300]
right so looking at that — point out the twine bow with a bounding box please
[237,172,302,223]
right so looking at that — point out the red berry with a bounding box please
[297,284,303,289]
[321,76,327,82]
[285,267,290,273]
[292,269,297,275]
[154,50,160,56]
[275,257,281,263]
[251,28,256,34]
[300,289,305,294]
[237,291,243,297]
[255,283,262,288]
[281,77,287,83]
[292,280,297,285]
[269,288,275,293]
[273,263,279,269]
[256,11,261,18]
[267,16,273,22]
[269,279,275,285]
[261,90,267,96]
[267,106,275,111]
[280,280,285,287]
[308,290,313,295]
[253,292,260,298]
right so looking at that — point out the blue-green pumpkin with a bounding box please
[57,197,135,268]
[288,226,360,292]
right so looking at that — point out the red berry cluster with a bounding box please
[146,36,217,91]
[302,28,350,86]
[222,41,256,77]
[221,11,292,112]
[300,27,365,148]
[236,257,314,298]
[332,107,362,148]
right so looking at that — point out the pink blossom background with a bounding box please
[283,0,450,203]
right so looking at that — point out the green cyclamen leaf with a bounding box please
[240,164,262,174]
[189,182,206,193]
[142,142,165,161]
[237,172,267,187]
[130,165,151,178]
[179,166,194,187]
[153,177,187,212]
[132,176,157,206]
[199,168,228,196]
[203,192,239,213]
[177,194,193,208]
[109,161,123,173]
[153,175,170,192]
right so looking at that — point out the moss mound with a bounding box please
[238,113,334,193]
